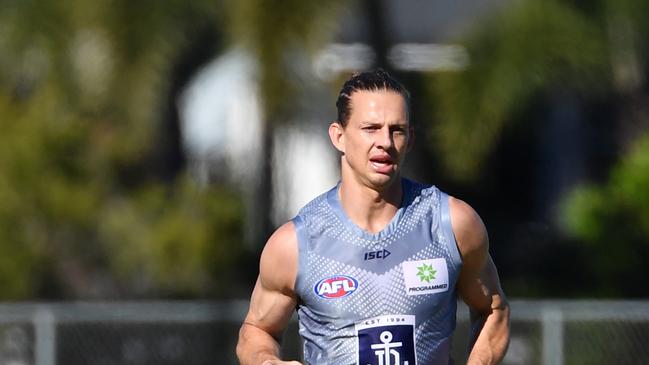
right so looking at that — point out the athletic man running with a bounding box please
[237,70,510,365]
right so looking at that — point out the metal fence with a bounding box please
[0,300,647,365]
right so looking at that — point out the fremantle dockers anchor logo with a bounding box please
[356,315,417,365]
[369,331,409,365]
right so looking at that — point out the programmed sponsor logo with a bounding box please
[314,275,358,299]
[402,258,449,296]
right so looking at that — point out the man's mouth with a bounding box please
[370,156,395,173]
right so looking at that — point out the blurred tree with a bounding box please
[563,135,649,296]
[226,0,346,245]
[0,0,244,299]
[423,0,649,296]
[563,0,649,297]
[425,0,608,180]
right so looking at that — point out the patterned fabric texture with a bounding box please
[293,179,463,365]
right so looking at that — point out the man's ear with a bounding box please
[329,121,345,153]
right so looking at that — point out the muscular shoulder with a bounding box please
[448,197,488,265]
[259,221,299,295]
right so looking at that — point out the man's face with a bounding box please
[330,89,412,190]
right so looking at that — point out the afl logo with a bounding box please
[314,275,358,299]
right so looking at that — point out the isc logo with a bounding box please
[364,249,391,261]
[314,275,358,299]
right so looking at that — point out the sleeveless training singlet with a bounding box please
[292,178,463,365]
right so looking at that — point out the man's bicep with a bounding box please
[244,276,297,340]
[459,255,505,314]
[237,275,297,364]
[244,222,299,339]
[449,197,498,312]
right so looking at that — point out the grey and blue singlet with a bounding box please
[292,178,463,365]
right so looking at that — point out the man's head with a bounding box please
[336,69,410,127]
[329,70,413,191]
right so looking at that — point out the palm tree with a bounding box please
[424,0,649,296]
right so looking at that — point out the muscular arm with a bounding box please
[236,222,302,365]
[450,198,510,365]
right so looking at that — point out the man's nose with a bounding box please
[376,127,393,149]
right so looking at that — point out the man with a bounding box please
[237,70,510,365]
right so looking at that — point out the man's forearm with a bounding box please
[466,303,510,365]
[237,323,282,365]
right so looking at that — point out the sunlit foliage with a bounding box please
[426,0,608,180]
[0,1,242,298]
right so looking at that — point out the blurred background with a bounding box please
[1,0,648,364]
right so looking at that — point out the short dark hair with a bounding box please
[335,69,410,126]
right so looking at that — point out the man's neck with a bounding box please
[338,176,403,234]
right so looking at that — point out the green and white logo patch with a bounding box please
[402,258,448,296]
[416,263,437,283]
